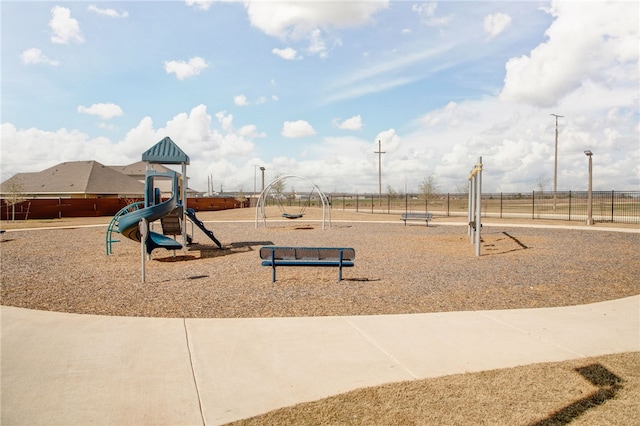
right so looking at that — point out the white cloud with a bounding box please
[215,110,234,132]
[0,104,263,191]
[164,57,209,80]
[185,0,215,11]
[233,94,276,106]
[338,115,363,131]
[484,13,511,39]
[87,5,129,18]
[245,1,389,39]
[20,48,59,66]
[412,2,437,18]
[272,47,300,60]
[233,95,249,106]
[77,103,124,120]
[50,6,84,44]
[282,120,316,138]
[245,1,386,57]
[500,1,639,108]
[412,1,452,27]
[307,28,328,58]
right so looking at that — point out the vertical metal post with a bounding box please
[551,114,563,211]
[139,218,147,283]
[611,189,615,223]
[374,140,385,207]
[468,175,474,241]
[446,193,450,217]
[181,163,187,249]
[475,157,482,257]
[405,192,409,215]
[568,190,572,221]
[532,191,535,219]
[586,151,594,225]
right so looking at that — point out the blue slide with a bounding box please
[117,171,183,255]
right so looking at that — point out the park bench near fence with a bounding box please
[260,246,355,283]
[400,212,433,226]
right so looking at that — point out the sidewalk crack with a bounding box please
[344,318,419,379]
[184,318,206,426]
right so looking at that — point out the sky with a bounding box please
[1,0,639,195]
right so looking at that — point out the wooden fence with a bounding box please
[1,197,249,220]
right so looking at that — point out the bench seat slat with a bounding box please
[260,246,355,282]
[261,261,355,267]
[400,212,433,226]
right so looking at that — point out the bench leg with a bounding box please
[270,251,277,283]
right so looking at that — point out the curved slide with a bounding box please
[117,197,183,255]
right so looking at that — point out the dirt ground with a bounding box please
[1,207,638,318]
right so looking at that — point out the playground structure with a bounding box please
[468,156,483,257]
[105,137,222,280]
[255,175,331,229]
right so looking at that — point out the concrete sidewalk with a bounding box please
[2,296,638,425]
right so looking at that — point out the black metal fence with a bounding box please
[315,190,639,225]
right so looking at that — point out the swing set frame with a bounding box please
[255,175,331,229]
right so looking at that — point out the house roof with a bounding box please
[141,137,190,165]
[0,160,145,195]
[110,161,172,177]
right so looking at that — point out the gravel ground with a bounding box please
[1,209,638,318]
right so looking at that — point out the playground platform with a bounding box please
[2,296,638,425]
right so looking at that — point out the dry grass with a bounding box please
[1,207,638,424]
[229,352,639,426]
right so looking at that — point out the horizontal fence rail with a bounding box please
[305,191,638,225]
[2,191,638,224]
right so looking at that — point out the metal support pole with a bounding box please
[468,175,474,241]
[139,218,147,283]
[375,140,385,207]
[551,114,563,211]
[585,151,594,225]
[475,157,483,257]
[181,163,187,248]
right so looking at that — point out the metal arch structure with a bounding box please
[255,175,331,229]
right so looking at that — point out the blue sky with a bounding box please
[1,0,639,194]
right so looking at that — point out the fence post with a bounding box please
[500,192,503,218]
[405,192,408,214]
[532,191,535,219]
[611,190,615,223]
[447,193,450,217]
[568,191,572,221]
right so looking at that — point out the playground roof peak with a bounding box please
[142,137,190,165]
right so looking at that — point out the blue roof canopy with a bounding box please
[141,137,190,165]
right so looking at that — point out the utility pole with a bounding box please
[551,114,563,211]
[374,140,385,207]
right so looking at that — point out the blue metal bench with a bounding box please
[401,212,433,226]
[260,246,355,283]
